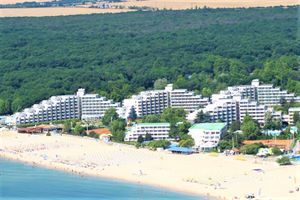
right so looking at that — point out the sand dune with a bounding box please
[0,7,133,17]
[1,131,299,200]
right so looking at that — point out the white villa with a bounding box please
[188,123,227,151]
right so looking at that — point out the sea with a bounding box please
[0,158,203,200]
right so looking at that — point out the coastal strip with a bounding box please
[1,131,299,200]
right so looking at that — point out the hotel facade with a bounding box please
[188,79,298,126]
[13,89,120,125]
[121,84,209,118]
[188,123,227,150]
[124,123,170,142]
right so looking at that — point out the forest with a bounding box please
[0,6,299,114]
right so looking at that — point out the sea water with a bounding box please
[0,158,203,200]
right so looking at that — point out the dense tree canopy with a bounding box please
[0,6,299,114]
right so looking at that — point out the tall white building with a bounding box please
[256,83,295,106]
[13,89,119,124]
[212,79,297,106]
[121,84,209,118]
[122,90,169,118]
[201,99,238,124]
[78,89,120,120]
[124,123,170,141]
[238,99,266,126]
[13,95,80,125]
[169,87,209,113]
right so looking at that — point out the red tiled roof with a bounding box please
[88,128,111,135]
[243,140,292,150]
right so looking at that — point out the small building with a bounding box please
[243,140,292,151]
[167,146,195,155]
[124,123,170,142]
[17,127,43,134]
[288,107,300,125]
[188,122,227,151]
[88,128,112,142]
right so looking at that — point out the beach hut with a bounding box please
[87,128,112,142]
[167,146,195,155]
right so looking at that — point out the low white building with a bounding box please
[124,123,170,142]
[188,123,227,151]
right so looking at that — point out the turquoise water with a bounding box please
[0,158,203,200]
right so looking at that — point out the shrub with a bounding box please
[276,156,292,165]
[179,138,194,147]
[137,135,144,143]
[146,140,171,150]
[240,143,265,155]
[88,131,99,139]
[46,132,51,136]
[271,147,283,155]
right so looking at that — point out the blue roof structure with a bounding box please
[167,146,195,154]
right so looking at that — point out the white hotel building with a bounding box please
[201,99,238,124]
[238,99,266,126]
[188,79,297,126]
[13,89,120,125]
[124,123,170,141]
[188,122,227,150]
[121,84,209,118]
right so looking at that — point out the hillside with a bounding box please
[0,6,299,114]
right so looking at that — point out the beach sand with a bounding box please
[1,130,299,200]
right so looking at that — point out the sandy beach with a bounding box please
[1,130,299,200]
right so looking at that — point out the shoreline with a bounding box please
[1,131,299,200]
[0,152,209,199]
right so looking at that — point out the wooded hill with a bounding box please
[0,6,299,114]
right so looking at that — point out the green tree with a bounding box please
[154,78,168,90]
[240,143,265,155]
[142,115,161,123]
[74,124,84,135]
[201,87,212,97]
[218,140,232,151]
[272,147,283,155]
[110,119,126,142]
[229,121,240,132]
[146,140,171,150]
[137,135,144,143]
[0,99,10,115]
[264,111,281,130]
[145,133,153,141]
[102,108,119,126]
[293,111,300,124]
[194,110,211,123]
[63,120,72,133]
[241,115,261,140]
[161,108,186,126]
[128,106,137,121]
[11,98,22,113]
[179,135,195,147]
